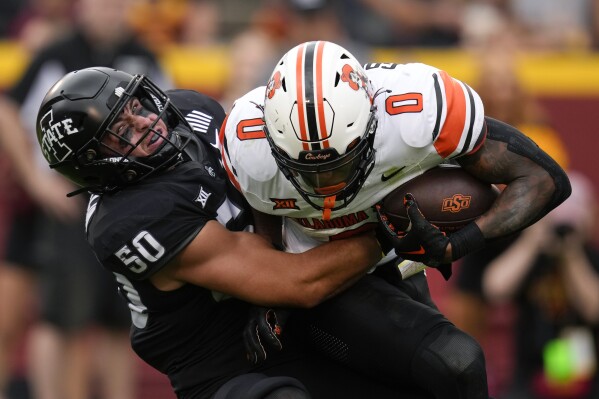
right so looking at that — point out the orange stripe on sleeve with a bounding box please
[219,113,241,192]
[434,70,467,158]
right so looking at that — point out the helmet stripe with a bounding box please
[315,41,329,149]
[295,43,310,151]
[303,41,321,150]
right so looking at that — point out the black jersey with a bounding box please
[85,90,262,398]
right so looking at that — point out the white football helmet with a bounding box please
[263,40,377,213]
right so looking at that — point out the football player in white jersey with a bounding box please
[221,41,571,398]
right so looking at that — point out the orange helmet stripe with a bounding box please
[315,41,329,148]
[295,43,310,151]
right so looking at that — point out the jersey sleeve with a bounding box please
[429,67,486,159]
[87,164,227,281]
[220,87,279,194]
[369,63,486,160]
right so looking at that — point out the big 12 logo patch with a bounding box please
[39,109,79,163]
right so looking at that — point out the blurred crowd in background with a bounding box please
[4,0,598,52]
[0,1,598,399]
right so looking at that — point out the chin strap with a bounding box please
[322,195,336,221]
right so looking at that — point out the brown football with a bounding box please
[380,165,500,235]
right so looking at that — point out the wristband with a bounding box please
[449,222,486,261]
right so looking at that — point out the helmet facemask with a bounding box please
[94,76,184,172]
[262,41,378,217]
[48,73,191,195]
[265,109,377,212]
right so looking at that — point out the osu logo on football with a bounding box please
[442,194,471,213]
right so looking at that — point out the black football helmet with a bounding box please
[36,67,192,194]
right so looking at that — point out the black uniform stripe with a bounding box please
[458,83,476,156]
[432,73,443,140]
[303,41,321,149]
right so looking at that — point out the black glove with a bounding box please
[376,193,453,280]
[243,306,290,364]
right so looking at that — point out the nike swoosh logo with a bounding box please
[381,166,406,182]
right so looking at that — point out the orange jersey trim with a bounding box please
[219,113,241,192]
[434,70,467,158]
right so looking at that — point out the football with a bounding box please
[380,165,500,234]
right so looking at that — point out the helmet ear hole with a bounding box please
[125,169,137,181]
[84,149,97,162]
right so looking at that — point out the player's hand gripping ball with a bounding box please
[375,165,498,279]
[379,165,499,235]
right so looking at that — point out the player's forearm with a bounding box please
[475,169,554,238]
[295,233,382,307]
[250,210,381,306]
[170,222,382,308]
[238,232,382,308]
[459,119,570,239]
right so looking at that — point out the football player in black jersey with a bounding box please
[34,67,413,399]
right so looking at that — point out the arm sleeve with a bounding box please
[485,116,571,226]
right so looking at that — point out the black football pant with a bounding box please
[296,270,489,399]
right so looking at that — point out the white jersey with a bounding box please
[221,62,485,252]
